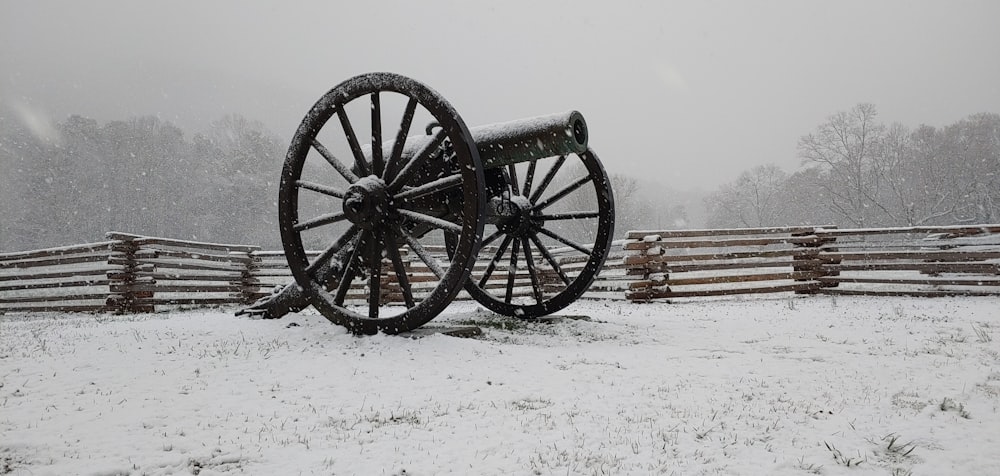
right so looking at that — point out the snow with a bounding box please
[2,296,999,475]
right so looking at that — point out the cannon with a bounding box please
[240,72,615,334]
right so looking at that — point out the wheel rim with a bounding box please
[279,73,485,334]
[458,149,615,318]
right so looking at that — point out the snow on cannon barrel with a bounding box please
[363,110,588,173]
[239,72,615,335]
[468,110,589,169]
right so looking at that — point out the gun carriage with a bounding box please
[243,73,615,334]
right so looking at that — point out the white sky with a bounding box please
[2,0,998,190]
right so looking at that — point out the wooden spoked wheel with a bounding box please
[279,73,485,335]
[456,149,615,318]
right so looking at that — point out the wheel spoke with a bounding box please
[533,175,592,211]
[334,230,368,306]
[367,230,382,319]
[529,232,571,285]
[534,225,594,257]
[507,164,520,196]
[370,93,384,177]
[305,225,360,277]
[386,233,415,308]
[521,237,544,303]
[293,211,347,232]
[529,155,566,203]
[397,209,462,235]
[505,239,520,304]
[481,228,504,248]
[388,128,446,192]
[479,234,514,287]
[393,173,462,201]
[537,211,601,221]
[400,228,446,279]
[312,138,359,184]
[523,160,537,197]
[296,180,345,198]
[334,103,371,177]
[383,98,418,182]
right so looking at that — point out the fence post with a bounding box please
[791,229,822,294]
[245,251,262,304]
[240,251,264,305]
[106,237,135,313]
[105,233,156,313]
[814,227,840,289]
[379,259,397,304]
[106,236,141,313]
[624,233,664,303]
[791,227,838,293]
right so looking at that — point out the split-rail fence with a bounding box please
[1,225,997,314]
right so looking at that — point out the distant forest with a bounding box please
[1,105,997,252]
[0,112,285,251]
[0,109,694,252]
[705,105,1000,229]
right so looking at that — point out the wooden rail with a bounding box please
[2,225,997,314]
[811,225,1000,298]
[0,241,118,312]
[248,244,631,306]
[623,225,1000,302]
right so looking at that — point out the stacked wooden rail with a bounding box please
[250,244,630,305]
[814,226,1000,297]
[623,227,833,301]
[2,233,626,314]
[0,241,118,312]
[103,232,262,313]
[3,225,998,314]
[425,244,630,301]
[623,225,1000,302]
[252,249,416,304]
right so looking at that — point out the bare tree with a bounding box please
[942,113,1000,223]
[798,103,887,227]
[777,168,837,226]
[705,164,788,228]
[873,122,960,225]
[700,107,998,231]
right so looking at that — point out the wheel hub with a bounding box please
[494,194,541,235]
[343,175,391,228]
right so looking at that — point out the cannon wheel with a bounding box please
[279,73,485,335]
[454,149,615,318]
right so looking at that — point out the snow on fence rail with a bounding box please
[0,241,119,312]
[812,225,1000,297]
[250,244,630,305]
[2,225,998,314]
[0,232,630,314]
[103,232,263,313]
[623,225,1000,301]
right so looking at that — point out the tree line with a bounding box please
[705,105,1000,228]
[0,111,285,251]
[0,108,697,252]
[3,104,995,252]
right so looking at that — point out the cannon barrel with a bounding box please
[367,110,588,170]
[468,110,588,168]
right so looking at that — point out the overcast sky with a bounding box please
[2,0,998,190]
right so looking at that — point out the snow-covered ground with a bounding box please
[1,296,998,475]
